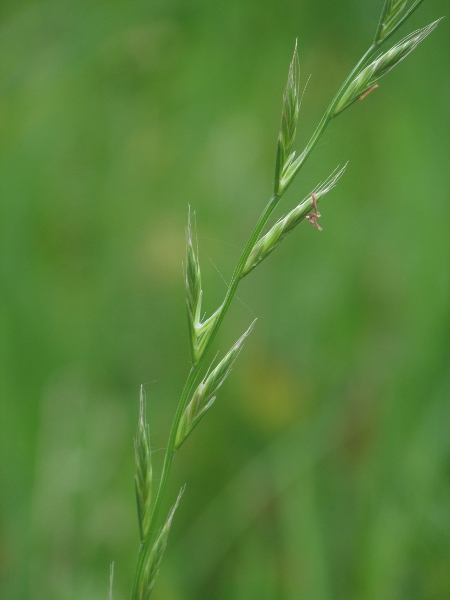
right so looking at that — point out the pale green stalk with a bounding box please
[135,387,152,544]
[129,3,440,597]
[109,562,114,600]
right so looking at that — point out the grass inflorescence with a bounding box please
[116,2,442,598]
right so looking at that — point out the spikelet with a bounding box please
[274,41,300,196]
[185,210,201,333]
[185,210,221,365]
[135,386,152,544]
[175,322,255,449]
[242,165,346,277]
[335,20,440,116]
[136,488,184,600]
[109,562,114,600]
[375,0,425,44]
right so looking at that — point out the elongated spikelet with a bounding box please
[192,306,221,364]
[186,210,201,327]
[135,386,152,544]
[335,20,440,116]
[274,41,300,195]
[185,211,221,365]
[242,165,346,277]
[175,322,255,449]
[185,210,202,358]
[137,488,184,600]
[375,0,425,44]
[109,562,114,600]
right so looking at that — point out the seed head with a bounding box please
[175,322,255,449]
[375,0,425,44]
[274,40,300,195]
[137,488,184,599]
[185,210,223,365]
[135,386,152,544]
[109,562,114,600]
[242,165,346,277]
[185,209,202,351]
[335,20,441,116]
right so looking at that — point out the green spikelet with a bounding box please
[375,0,425,44]
[136,489,184,599]
[242,165,346,277]
[185,210,221,365]
[274,40,300,195]
[335,20,441,116]
[175,322,255,449]
[135,386,152,544]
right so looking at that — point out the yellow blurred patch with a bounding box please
[238,355,312,434]
[139,216,185,285]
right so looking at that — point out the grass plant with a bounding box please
[119,2,441,597]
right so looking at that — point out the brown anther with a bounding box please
[306,214,322,231]
[306,192,322,231]
[311,193,320,216]
[359,84,379,101]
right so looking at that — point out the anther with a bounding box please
[306,193,322,231]
[359,84,379,101]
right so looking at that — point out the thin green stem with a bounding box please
[131,39,380,600]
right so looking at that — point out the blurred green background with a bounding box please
[0,0,449,598]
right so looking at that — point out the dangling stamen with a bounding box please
[306,193,322,231]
